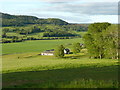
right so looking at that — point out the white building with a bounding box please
[41,48,70,56]
[64,49,70,54]
[41,51,54,56]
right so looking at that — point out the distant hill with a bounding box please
[1,13,69,26]
[1,13,89,43]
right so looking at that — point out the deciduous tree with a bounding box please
[54,45,65,58]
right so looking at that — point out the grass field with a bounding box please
[2,38,119,88]
[2,38,83,54]
[74,31,87,37]
[2,53,119,88]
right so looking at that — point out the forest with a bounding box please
[1,12,68,26]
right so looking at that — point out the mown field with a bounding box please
[2,38,119,88]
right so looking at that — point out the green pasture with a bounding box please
[2,53,118,88]
[77,32,87,37]
[2,37,119,88]
[2,38,83,54]
[6,32,44,37]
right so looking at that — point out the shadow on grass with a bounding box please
[3,65,118,88]
[64,54,87,59]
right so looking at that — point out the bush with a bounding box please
[73,43,82,54]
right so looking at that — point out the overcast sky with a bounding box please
[0,0,119,23]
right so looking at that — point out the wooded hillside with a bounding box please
[1,13,69,26]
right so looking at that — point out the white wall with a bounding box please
[41,53,54,56]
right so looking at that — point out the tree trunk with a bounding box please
[100,55,102,59]
[116,51,118,59]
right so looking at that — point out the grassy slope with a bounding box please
[2,38,119,88]
[2,38,83,54]
[2,53,119,88]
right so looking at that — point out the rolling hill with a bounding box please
[1,13,69,26]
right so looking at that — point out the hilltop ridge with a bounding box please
[1,13,69,26]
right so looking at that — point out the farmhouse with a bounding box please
[80,43,84,47]
[64,48,70,54]
[41,48,70,56]
[41,51,54,56]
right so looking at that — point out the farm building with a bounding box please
[41,48,70,56]
[64,48,70,54]
[80,43,84,47]
[41,51,54,56]
[46,49,54,52]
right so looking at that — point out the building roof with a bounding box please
[42,48,70,54]
[64,48,70,52]
[42,51,54,54]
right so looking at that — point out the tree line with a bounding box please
[2,23,88,43]
[43,31,76,37]
[54,43,82,58]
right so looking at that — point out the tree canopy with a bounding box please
[83,23,118,59]
[54,45,65,58]
[73,43,82,54]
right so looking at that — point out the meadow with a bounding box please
[2,38,83,54]
[2,38,119,88]
[2,53,118,88]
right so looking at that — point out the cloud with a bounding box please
[31,2,118,15]
[27,1,118,23]
[90,15,117,23]
[1,0,119,3]
[73,2,118,15]
[46,0,119,2]
[1,0,118,16]
[0,0,118,23]
[30,11,92,23]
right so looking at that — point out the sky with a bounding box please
[0,0,119,23]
